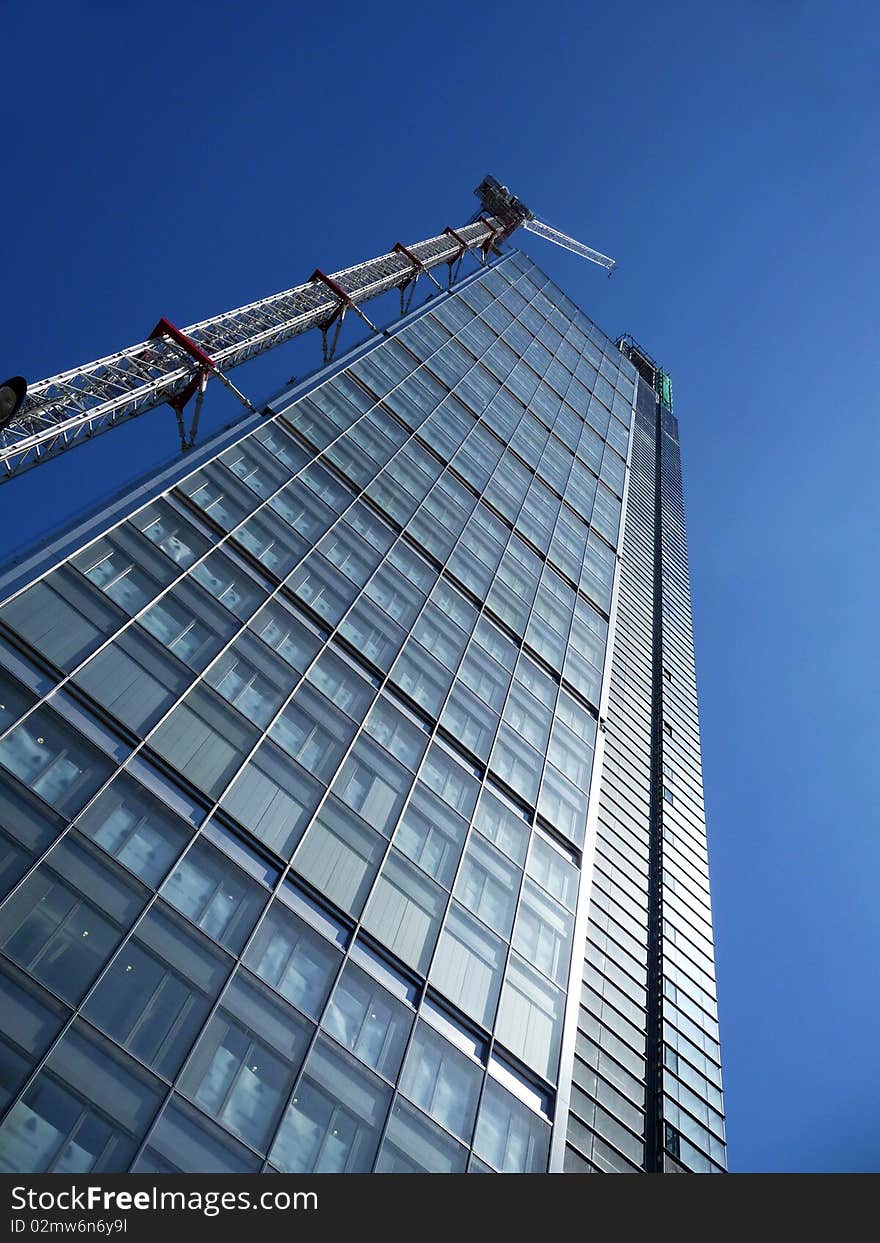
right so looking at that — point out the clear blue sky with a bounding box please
[2,0,879,1173]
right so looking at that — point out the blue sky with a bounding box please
[2,0,879,1171]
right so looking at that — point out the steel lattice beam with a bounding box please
[0,217,502,483]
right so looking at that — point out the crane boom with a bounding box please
[1,174,619,488]
[0,217,503,484]
[522,218,617,274]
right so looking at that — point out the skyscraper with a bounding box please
[0,247,725,1174]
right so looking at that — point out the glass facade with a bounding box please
[0,249,725,1173]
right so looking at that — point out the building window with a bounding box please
[0,707,114,819]
[83,903,231,1079]
[178,969,312,1153]
[321,960,413,1080]
[398,1020,482,1144]
[0,834,146,1005]
[269,1035,391,1173]
[0,1021,163,1174]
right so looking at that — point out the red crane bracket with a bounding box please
[310,269,382,364]
[310,269,353,328]
[393,241,428,275]
[476,215,502,254]
[149,317,215,415]
[392,242,443,311]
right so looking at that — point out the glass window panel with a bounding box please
[253,420,310,474]
[472,1076,550,1173]
[0,834,145,1004]
[317,522,380,587]
[361,850,445,973]
[189,548,265,621]
[496,954,566,1081]
[513,652,558,709]
[399,1021,481,1143]
[330,737,412,838]
[365,563,425,629]
[503,681,554,752]
[270,1036,391,1173]
[0,962,69,1113]
[269,684,356,783]
[538,764,590,849]
[287,554,357,625]
[439,683,498,762]
[454,834,520,939]
[247,597,322,673]
[0,707,114,818]
[305,648,376,720]
[160,837,266,954]
[0,776,65,901]
[0,1022,162,1174]
[178,464,255,530]
[0,566,125,673]
[83,903,231,1079]
[179,969,312,1153]
[132,1095,261,1173]
[562,649,602,706]
[140,579,237,672]
[429,903,504,1029]
[419,743,479,820]
[513,879,574,986]
[421,576,474,647]
[412,603,468,671]
[322,960,413,1080]
[390,641,453,717]
[220,741,323,860]
[375,1097,467,1173]
[73,527,175,617]
[299,462,355,513]
[363,695,430,771]
[203,630,296,728]
[75,772,190,887]
[472,615,517,672]
[73,625,192,735]
[219,440,287,499]
[555,689,598,748]
[524,613,566,671]
[472,787,530,866]
[338,597,406,672]
[268,479,335,541]
[490,725,542,806]
[394,783,468,888]
[130,499,211,570]
[244,899,342,1018]
[343,501,396,555]
[148,685,258,800]
[293,798,385,918]
[282,396,342,449]
[527,834,579,911]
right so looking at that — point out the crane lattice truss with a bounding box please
[522,219,616,274]
[0,217,503,484]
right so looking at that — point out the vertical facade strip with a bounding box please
[562,352,726,1174]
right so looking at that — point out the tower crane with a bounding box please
[0,177,615,485]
